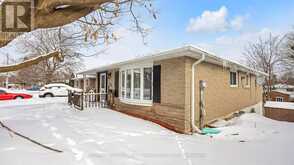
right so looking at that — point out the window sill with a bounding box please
[230,85,238,88]
[119,98,153,107]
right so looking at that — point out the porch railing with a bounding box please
[68,91,108,110]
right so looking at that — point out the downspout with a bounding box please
[191,53,206,133]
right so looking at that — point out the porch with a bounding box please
[68,91,113,110]
[71,71,113,110]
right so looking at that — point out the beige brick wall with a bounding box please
[265,107,294,122]
[155,57,186,107]
[111,57,192,133]
[189,59,263,126]
[107,56,263,134]
[269,91,293,102]
[155,57,192,133]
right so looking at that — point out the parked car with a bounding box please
[0,88,33,101]
[26,85,41,91]
[39,83,82,98]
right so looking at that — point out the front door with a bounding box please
[99,73,107,104]
[100,73,107,94]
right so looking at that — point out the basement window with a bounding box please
[230,71,238,87]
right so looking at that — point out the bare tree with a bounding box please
[15,27,87,85]
[243,33,285,99]
[282,29,294,71]
[0,0,157,72]
[279,71,294,85]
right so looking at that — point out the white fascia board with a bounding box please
[188,46,268,77]
[78,45,268,77]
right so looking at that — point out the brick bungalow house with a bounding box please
[268,90,294,102]
[268,84,294,102]
[78,45,267,134]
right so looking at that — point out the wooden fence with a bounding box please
[68,91,108,110]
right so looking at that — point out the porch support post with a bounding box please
[95,73,99,93]
[83,74,86,92]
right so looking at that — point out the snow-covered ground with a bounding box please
[0,98,294,165]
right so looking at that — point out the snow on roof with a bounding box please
[79,45,268,76]
[272,89,294,96]
[273,83,294,89]
[72,74,96,80]
[264,101,294,110]
[44,83,69,87]
[0,87,8,91]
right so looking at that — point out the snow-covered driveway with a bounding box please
[0,98,294,165]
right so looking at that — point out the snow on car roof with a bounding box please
[0,87,7,91]
[273,89,294,96]
[264,101,294,110]
[44,83,69,87]
[43,83,83,92]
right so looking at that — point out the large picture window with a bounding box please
[120,65,153,105]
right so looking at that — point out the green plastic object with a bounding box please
[201,128,221,135]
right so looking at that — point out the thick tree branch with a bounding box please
[0,0,115,47]
[0,0,155,73]
[0,51,61,73]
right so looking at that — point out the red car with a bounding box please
[0,88,33,101]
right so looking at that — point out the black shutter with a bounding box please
[153,65,161,103]
[114,71,119,97]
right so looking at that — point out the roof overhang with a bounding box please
[79,45,268,77]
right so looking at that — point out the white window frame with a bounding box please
[230,71,238,88]
[276,97,284,102]
[119,62,153,106]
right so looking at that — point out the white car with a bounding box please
[39,83,83,98]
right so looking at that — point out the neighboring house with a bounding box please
[266,83,294,102]
[264,101,294,122]
[272,83,294,92]
[73,74,96,92]
[79,45,267,134]
[268,90,294,102]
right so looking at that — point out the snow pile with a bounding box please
[0,97,66,109]
[0,99,294,165]
[264,101,294,110]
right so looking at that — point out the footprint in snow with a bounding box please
[84,158,96,165]
[42,122,49,127]
[2,147,16,151]
[52,132,63,140]
[66,138,77,146]
[71,148,84,160]
[50,126,57,131]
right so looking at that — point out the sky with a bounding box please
[2,0,294,71]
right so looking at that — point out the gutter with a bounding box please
[191,53,206,134]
